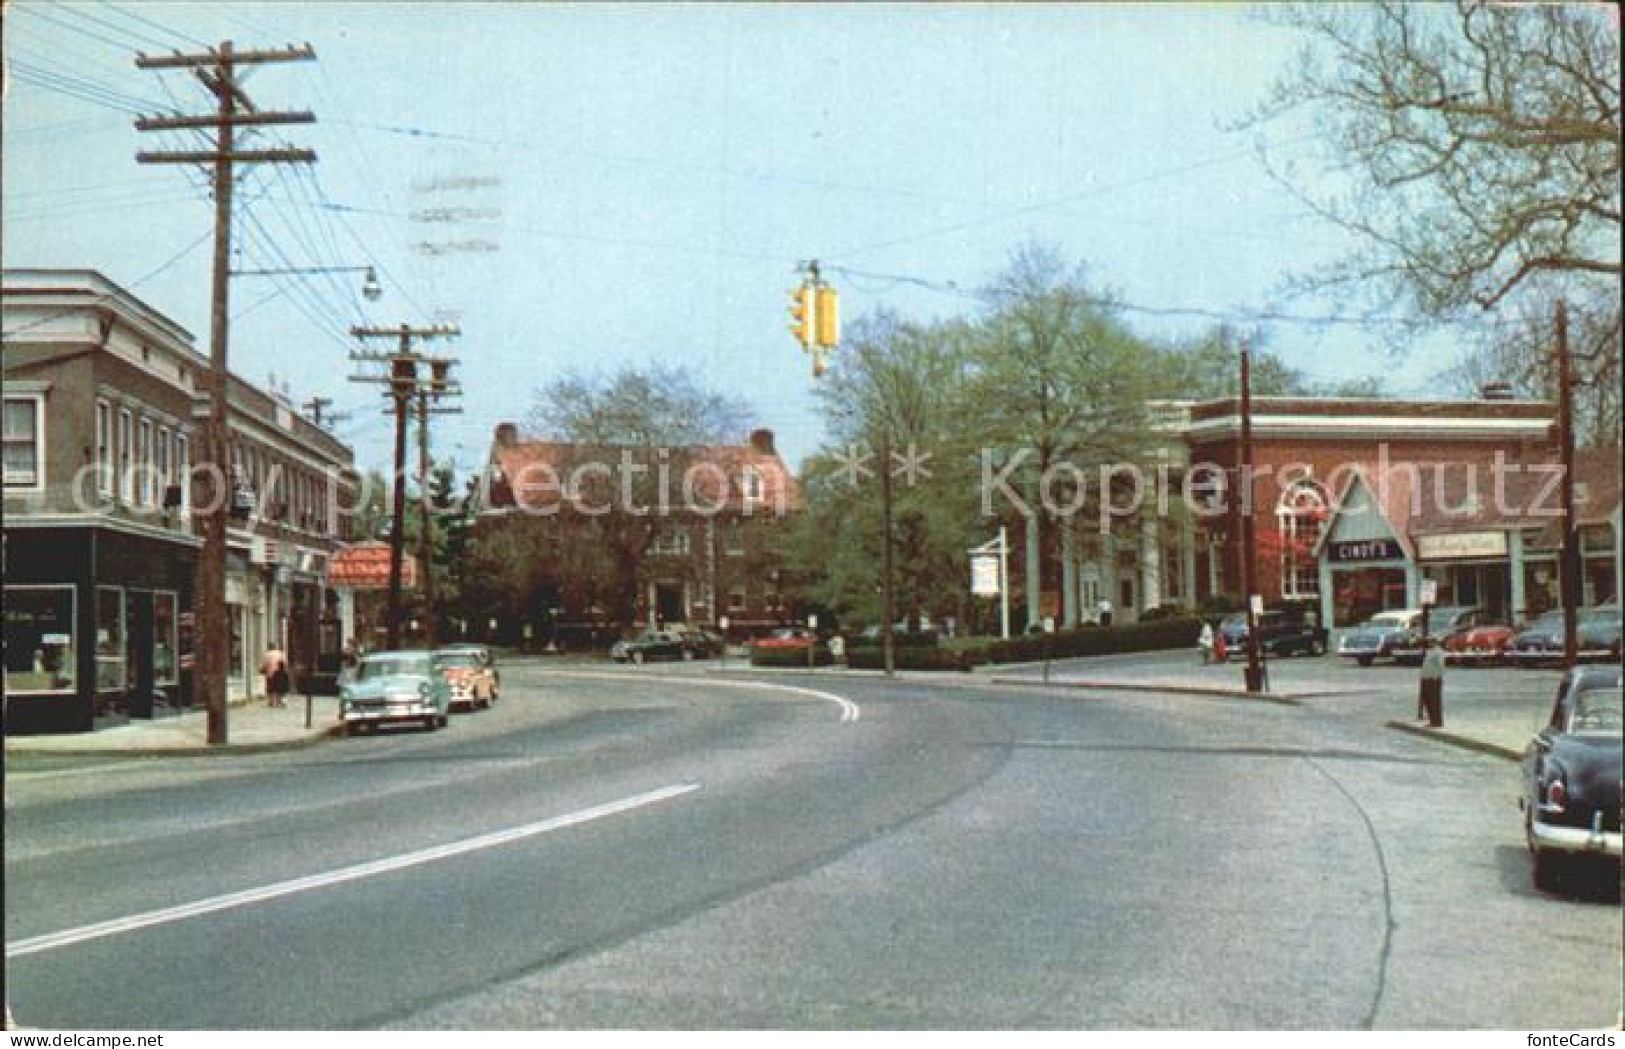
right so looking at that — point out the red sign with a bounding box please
[327,542,418,590]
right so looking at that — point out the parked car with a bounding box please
[1336,609,1421,666]
[748,627,835,666]
[671,625,723,658]
[1216,608,1327,658]
[438,643,500,699]
[435,648,497,711]
[1505,605,1623,666]
[339,650,452,734]
[1388,606,1487,665]
[611,630,693,664]
[1519,664,1622,889]
[1441,619,1518,666]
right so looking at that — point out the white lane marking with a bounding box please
[550,669,861,723]
[6,782,700,959]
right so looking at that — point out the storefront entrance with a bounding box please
[1330,566,1409,628]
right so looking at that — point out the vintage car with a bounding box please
[1519,664,1622,889]
[1505,605,1623,666]
[435,647,497,711]
[1336,609,1421,666]
[1388,606,1487,665]
[339,650,452,734]
[748,627,835,666]
[611,630,693,664]
[670,625,723,658]
[1215,608,1327,658]
[1441,620,1518,665]
[439,642,500,698]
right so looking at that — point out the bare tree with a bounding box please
[1243,1,1620,441]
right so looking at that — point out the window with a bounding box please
[96,586,125,692]
[652,525,691,556]
[728,586,748,612]
[3,395,43,489]
[96,400,113,495]
[156,428,172,505]
[724,520,745,555]
[117,408,134,503]
[741,466,763,505]
[175,434,189,513]
[3,586,76,694]
[1276,479,1329,600]
[137,418,154,506]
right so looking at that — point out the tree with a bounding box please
[525,363,751,446]
[1244,1,1619,440]
[1155,328,1390,400]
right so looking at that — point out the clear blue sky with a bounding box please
[3,1,1463,474]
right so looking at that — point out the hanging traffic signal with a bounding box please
[789,283,814,348]
[814,284,839,349]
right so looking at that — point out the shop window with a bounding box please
[4,586,76,694]
[95,586,125,692]
[1275,479,1329,600]
[2,395,43,489]
[153,592,179,686]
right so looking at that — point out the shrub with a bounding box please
[846,646,979,671]
[749,644,835,668]
[975,616,1204,665]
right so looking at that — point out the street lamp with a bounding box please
[231,264,383,301]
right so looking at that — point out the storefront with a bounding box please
[4,524,196,734]
[1315,474,1416,631]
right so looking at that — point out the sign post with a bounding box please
[969,526,1011,640]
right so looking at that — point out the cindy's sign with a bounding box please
[1327,538,1403,563]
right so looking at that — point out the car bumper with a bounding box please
[1529,818,1623,858]
[342,701,441,723]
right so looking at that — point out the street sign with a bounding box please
[719,616,730,631]
[970,553,1001,596]
[1419,579,1438,606]
[807,614,818,629]
[1249,594,1264,616]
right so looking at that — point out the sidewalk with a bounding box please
[4,695,343,757]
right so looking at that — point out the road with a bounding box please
[5,661,1620,1029]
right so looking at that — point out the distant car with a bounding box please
[1389,606,1487,665]
[1506,605,1623,666]
[1217,608,1327,658]
[1337,610,1421,666]
[1519,665,1622,889]
[751,626,820,650]
[435,648,497,711]
[748,627,835,666]
[439,642,500,699]
[611,630,692,664]
[670,625,723,658]
[340,650,452,734]
[1442,620,1518,666]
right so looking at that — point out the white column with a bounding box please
[1139,515,1162,613]
[1509,528,1527,621]
[1179,518,1197,610]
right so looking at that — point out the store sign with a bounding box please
[970,553,1001,596]
[1415,531,1507,561]
[1327,538,1403,563]
[328,542,418,590]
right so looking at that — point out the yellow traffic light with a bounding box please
[788,284,814,348]
[814,284,839,349]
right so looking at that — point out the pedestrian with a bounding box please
[1097,597,1114,628]
[1197,621,1215,664]
[260,645,290,708]
[1212,630,1228,664]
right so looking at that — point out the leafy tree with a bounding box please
[1154,329,1389,399]
[1244,1,1619,440]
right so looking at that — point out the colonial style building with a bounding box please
[3,269,360,733]
[475,422,801,644]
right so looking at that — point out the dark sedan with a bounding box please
[1519,665,1622,890]
[610,630,693,664]
[1505,605,1622,666]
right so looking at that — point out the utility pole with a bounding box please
[1555,301,1580,668]
[879,432,896,677]
[1238,339,1265,694]
[348,325,459,649]
[415,363,462,649]
[136,41,316,747]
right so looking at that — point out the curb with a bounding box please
[987,676,1308,705]
[4,722,345,759]
[1383,719,1522,762]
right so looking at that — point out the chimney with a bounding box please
[748,427,775,455]
[1480,381,1516,401]
[494,422,518,447]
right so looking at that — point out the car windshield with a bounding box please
[357,655,429,679]
[436,653,480,669]
[1568,686,1623,734]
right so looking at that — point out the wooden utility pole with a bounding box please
[415,368,462,649]
[349,325,459,649]
[879,432,896,676]
[1238,339,1265,694]
[1556,301,1580,668]
[136,41,316,747]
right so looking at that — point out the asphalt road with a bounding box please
[5,662,1620,1029]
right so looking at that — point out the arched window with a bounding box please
[1275,478,1329,599]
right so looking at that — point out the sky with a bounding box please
[2,1,1469,475]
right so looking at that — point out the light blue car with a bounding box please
[339,650,452,735]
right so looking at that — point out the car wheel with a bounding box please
[423,716,437,731]
[439,713,450,728]
[1357,656,1373,667]
[632,651,646,665]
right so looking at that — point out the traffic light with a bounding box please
[814,284,839,349]
[788,283,814,348]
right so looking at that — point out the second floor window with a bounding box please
[652,526,690,556]
[96,400,112,495]
[2,396,43,489]
[117,409,133,503]
[741,466,763,505]
[137,419,153,506]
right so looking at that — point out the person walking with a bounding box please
[260,645,290,708]
[1197,621,1215,664]
[1097,597,1114,628]
[1212,629,1228,664]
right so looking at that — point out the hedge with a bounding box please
[846,646,979,671]
[749,644,836,668]
[976,616,1205,664]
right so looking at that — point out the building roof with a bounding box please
[483,424,801,515]
[1177,395,1555,444]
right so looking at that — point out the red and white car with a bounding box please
[435,648,497,711]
